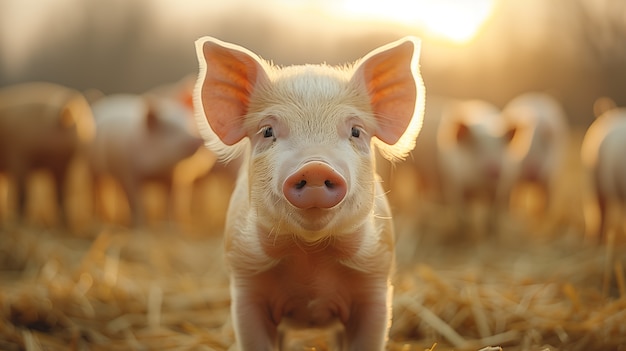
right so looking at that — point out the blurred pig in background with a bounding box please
[436,99,514,236]
[146,75,196,111]
[501,93,570,223]
[580,106,626,243]
[0,82,95,225]
[88,93,203,227]
[147,76,221,230]
[147,75,236,232]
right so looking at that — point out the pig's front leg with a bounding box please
[230,281,277,351]
[345,285,392,351]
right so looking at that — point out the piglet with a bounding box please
[0,82,95,224]
[500,93,569,217]
[580,107,626,243]
[437,100,513,234]
[88,94,203,226]
[194,36,425,350]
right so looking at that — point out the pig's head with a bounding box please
[502,95,566,174]
[137,97,204,175]
[194,37,424,241]
[438,100,512,181]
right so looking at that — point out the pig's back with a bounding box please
[0,83,75,133]
[0,82,86,161]
[89,95,145,172]
[0,82,75,111]
[91,94,145,129]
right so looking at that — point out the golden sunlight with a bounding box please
[331,0,497,44]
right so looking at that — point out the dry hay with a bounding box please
[0,212,624,351]
[0,226,232,351]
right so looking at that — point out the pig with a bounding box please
[580,107,626,243]
[148,76,221,227]
[88,93,203,226]
[500,92,569,217]
[0,82,95,224]
[436,100,514,234]
[194,36,425,350]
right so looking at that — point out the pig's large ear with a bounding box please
[194,37,270,159]
[352,36,425,161]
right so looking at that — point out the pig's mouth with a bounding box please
[288,207,337,232]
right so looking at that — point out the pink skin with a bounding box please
[194,36,424,350]
[283,161,347,209]
[233,232,390,350]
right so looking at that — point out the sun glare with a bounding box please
[331,0,496,44]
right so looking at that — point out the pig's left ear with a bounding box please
[194,36,270,160]
[352,36,425,161]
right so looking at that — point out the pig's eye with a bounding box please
[263,126,274,139]
[351,127,361,138]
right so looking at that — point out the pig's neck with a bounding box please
[259,231,362,261]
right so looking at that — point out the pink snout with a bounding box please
[282,162,347,209]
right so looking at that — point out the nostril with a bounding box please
[283,161,348,209]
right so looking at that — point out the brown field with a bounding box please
[0,128,625,351]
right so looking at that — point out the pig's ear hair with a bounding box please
[194,36,270,161]
[352,36,425,162]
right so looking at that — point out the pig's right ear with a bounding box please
[194,37,270,147]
